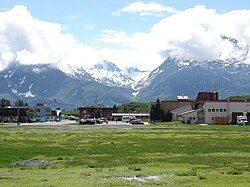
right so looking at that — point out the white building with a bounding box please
[204,101,250,124]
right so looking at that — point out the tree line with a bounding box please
[0,98,28,107]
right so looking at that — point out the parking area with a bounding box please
[12,120,149,126]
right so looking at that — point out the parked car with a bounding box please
[95,118,104,124]
[130,119,144,125]
[122,115,136,123]
[79,119,95,125]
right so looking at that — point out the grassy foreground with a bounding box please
[0,123,250,186]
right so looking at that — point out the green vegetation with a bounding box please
[0,123,250,186]
[62,110,79,116]
[228,95,250,100]
[0,98,11,107]
[118,102,149,113]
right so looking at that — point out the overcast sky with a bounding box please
[1,0,250,71]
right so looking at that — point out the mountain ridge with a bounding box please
[1,35,250,108]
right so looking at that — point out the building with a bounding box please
[204,100,250,125]
[78,106,118,120]
[152,96,194,122]
[32,106,51,122]
[0,106,51,123]
[154,91,250,125]
[0,107,27,123]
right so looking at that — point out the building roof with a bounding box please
[112,113,149,117]
[195,92,218,102]
[178,110,196,116]
[170,105,192,113]
[205,100,250,103]
[177,95,189,100]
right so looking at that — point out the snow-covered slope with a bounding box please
[86,61,134,87]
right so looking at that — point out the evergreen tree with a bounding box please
[96,108,101,118]
[155,98,163,122]
[90,106,96,118]
[113,104,117,111]
[123,106,128,113]
[36,103,44,106]
[151,98,163,122]
[26,108,37,120]
[15,99,26,107]
[0,98,11,107]
[150,105,156,122]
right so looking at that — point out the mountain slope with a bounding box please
[0,63,134,108]
[134,57,250,101]
[86,61,134,87]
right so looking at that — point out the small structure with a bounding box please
[177,95,189,102]
[170,105,193,121]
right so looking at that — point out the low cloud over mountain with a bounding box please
[1,5,250,71]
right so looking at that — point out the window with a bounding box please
[208,109,211,112]
[220,109,223,112]
[216,109,219,112]
[193,117,196,120]
[212,109,215,112]
[224,109,227,112]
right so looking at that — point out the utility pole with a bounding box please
[17,99,20,125]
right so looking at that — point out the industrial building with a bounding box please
[157,92,250,125]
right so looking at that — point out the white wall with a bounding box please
[204,101,250,124]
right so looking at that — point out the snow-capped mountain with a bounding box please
[1,35,250,108]
[86,61,134,86]
[134,57,250,102]
[0,62,134,108]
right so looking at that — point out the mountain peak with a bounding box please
[93,60,121,72]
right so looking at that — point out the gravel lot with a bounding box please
[8,120,150,131]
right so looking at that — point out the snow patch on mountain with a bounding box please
[32,67,47,74]
[86,61,134,86]
[19,90,36,98]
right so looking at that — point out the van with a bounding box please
[122,116,136,123]
[237,116,248,125]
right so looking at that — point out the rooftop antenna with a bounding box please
[211,81,217,92]
[211,81,218,100]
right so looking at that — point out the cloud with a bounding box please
[0,5,100,71]
[97,29,129,45]
[115,1,179,16]
[1,5,250,73]
[126,5,250,63]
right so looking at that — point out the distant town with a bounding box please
[1,91,250,126]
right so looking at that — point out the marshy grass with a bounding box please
[0,123,250,186]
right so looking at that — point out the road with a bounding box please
[16,120,150,126]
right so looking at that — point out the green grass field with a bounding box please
[0,123,250,186]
